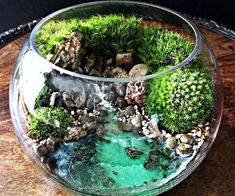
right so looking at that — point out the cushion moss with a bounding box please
[28,107,70,140]
[147,62,214,132]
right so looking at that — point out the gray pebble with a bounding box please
[35,144,48,157]
[75,90,86,108]
[179,134,195,145]
[46,138,56,152]
[177,143,193,157]
[165,137,177,150]
[124,106,135,116]
[115,53,134,68]
[131,115,142,128]
[117,120,133,132]
[129,64,148,77]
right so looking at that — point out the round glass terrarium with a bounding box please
[10,1,223,195]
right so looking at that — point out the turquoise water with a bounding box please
[49,114,185,191]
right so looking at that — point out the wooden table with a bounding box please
[0,24,235,196]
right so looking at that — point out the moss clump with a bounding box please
[34,85,49,109]
[28,107,70,140]
[36,15,141,56]
[147,63,213,132]
[139,26,194,73]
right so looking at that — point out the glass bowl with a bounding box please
[9,1,223,195]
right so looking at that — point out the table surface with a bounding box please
[0,27,235,196]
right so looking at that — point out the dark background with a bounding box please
[0,0,235,34]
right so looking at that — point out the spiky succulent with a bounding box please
[139,26,194,73]
[28,107,70,140]
[147,62,214,132]
[36,15,141,56]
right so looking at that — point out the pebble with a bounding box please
[176,143,193,157]
[86,95,102,110]
[35,143,48,157]
[115,97,127,109]
[179,134,195,145]
[89,69,102,77]
[46,138,56,152]
[196,130,202,137]
[115,53,134,68]
[124,106,135,116]
[117,120,133,132]
[129,64,148,77]
[107,91,117,102]
[75,90,86,108]
[62,92,75,108]
[104,58,114,66]
[165,137,177,150]
[131,115,142,128]
[80,115,93,124]
[114,83,126,97]
[49,92,61,107]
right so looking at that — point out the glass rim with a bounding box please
[30,0,202,82]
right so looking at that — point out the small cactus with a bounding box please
[147,63,213,132]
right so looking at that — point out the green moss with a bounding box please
[28,107,70,140]
[147,62,213,132]
[36,15,141,56]
[34,85,49,109]
[139,26,194,73]
[35,19,80,56]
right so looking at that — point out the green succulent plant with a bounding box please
[139,26,194,73]
[36,15,141,56]
[147,62,214,132]
[28,107,70,140]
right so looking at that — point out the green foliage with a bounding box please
[139,26,194,73]
[147,62,213,132]
[34,85,49,109]
[36,15,141,56]
[28,107,70,140]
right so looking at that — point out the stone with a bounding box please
[117,120,133,132]
[124,106,135,116]
[114,83,126,97]
[75,90,86,108]
[115,97,128,109]
[176,143,193,157]
[131,115,142,128]
[89,68,103,77]
[165,137,177,150]
[115,53,134,68]
[104,58,114,66]
[125,81,146,105]
[35,144,48,157]
[179,134,195,145]
[62,92,75,108]
[107,91,117,102]
[47,32,85,71]
[64,127,87,141]
[84,52,97,73]
[129,64,148,77]
[49,92,61,107]
[125,147,144,159]
[46,138,56,152]
[110,67,128,78]
[86,95,102,110]
[143,121,161,138]
[80,115,94,124]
